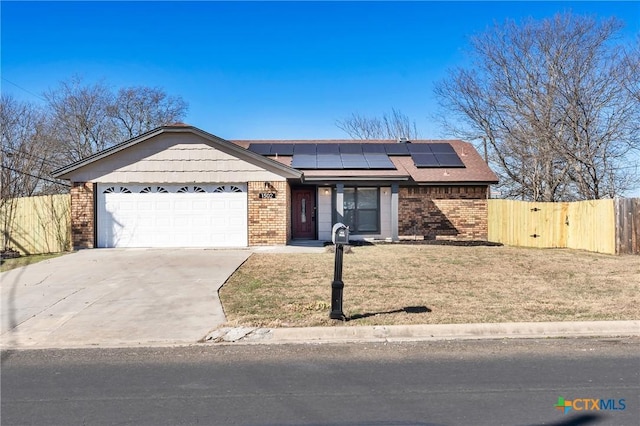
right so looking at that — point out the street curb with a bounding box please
[205,320,640,344]
[3,321,637,350]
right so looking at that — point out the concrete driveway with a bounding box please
[1,249,251,349]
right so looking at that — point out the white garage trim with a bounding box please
[97,183,248,248]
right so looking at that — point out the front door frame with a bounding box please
[291,186,317,239]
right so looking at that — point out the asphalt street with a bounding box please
[1,338,638,426]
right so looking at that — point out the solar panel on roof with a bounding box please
[248,144,272,155]
[251,140,463,169]
[342,163,370,169]
[362,144,386,153]
[269,143,294,156]
[429,143,456,154]
[316,154,343,169]
[435,153,465,167]
[316,143,340,154]
[411,153,439,167]
[364,153,395,169]
[339,144,363,154]
[341,153,369,169]
[383,143,410,155]
[291,154,317,169]
[294,144,317,155]
[407,144,433,153]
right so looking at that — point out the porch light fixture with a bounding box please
[324,188,330,195]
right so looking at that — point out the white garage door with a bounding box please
[97,184,248,248]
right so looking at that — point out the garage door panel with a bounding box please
[192,200,209,210]
[229,199,245,209]
[155,201,172,210]
[192,217,209,227]
[229,217,244,228]
[174,200,190,210]
[111,200,135,210]
[97,183,248,248]
[137,201,154,211]
[211,200,227,210]
[155,217,172,227]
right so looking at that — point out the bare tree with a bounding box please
[336,108,420,140]
[621,35,640,104]
[45,76,189,165]
[434,13,639,201]
[1,95,52,199]
[44,76,117,163]
[108,86,188,140]
[0,95,59,250]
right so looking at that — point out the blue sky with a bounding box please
[2,1,639,141]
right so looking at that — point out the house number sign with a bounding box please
[259,192,277,199]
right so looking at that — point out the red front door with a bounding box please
[292,188,316,239]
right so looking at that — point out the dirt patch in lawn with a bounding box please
[219,245,640,327]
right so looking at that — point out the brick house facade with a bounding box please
[248,181,291,245]
[398,186,489,240]
[54,125,498,249]
[70,182,95,249]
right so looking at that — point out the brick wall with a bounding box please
[70,182,94,249]
[248,181,290,245]
[398,186,489,240]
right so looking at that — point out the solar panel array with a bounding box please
[247,143,465,170]
[407,143,465,168]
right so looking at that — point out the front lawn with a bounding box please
[219,244,640,327]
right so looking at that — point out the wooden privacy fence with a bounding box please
[1,194,71,255]
[488,198,640,255]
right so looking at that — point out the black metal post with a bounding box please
[330,243,345,320]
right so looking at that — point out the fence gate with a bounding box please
[488,199,617,254]
[616,198,640,255]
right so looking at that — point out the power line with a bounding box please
[1,77,47,102]
[1,165,70,187]
[1,147,60,169]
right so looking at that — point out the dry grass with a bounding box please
[219,245,640,327]
[0,253,66,273]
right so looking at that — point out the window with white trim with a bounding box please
[213,185,243,193]
[103,186,131,193]
[140,186,168,193]
[177,186,206,193]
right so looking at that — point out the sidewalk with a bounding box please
[204,320,640,344]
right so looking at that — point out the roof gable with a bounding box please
[52,125,302,180]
